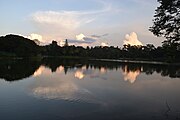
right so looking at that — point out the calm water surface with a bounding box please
[0,58,180,120]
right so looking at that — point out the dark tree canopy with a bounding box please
[149,0,180,43]
[0,34,39,57]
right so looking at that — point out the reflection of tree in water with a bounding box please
[121,63,180,79]
[143,64,180,78]
[41,57,86,73]
[0,59,40,81]
[88,61,180,79]
[0,58,179,82]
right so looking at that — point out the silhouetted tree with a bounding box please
[64,39,69,47]
[149,0,180,43]
[0,34,39,57]
[51,40,58,47]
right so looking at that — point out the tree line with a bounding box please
[0,34,179,62]
[42,40,180,62]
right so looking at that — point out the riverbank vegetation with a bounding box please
[0,34,179,62]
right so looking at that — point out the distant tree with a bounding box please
[45,40,61,56]
[64,39,69,47]
[51,40,58,47]
[146,44,156,51]
[149,0,180,44]
[86,46,90,50]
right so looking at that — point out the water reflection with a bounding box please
[75,70,85,79]
[31,67,103,104]
[32,79,79,100]
[1,58,180,120]
[33,66,46,77]
[0,58,179,82]
[122,65,141,83]
[0,59,40,81]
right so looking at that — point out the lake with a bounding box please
[0,58,180,120]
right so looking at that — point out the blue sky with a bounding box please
[0,0,164,47]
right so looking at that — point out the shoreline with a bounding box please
[89,58,180,66]
[0,56,180,66]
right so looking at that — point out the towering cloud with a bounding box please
[123,32,143,46]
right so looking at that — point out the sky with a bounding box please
[0,0,164,47]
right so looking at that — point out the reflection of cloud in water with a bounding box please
[31,77,104,105]
[31,65,110,104]
[88,67,108,80]
[74,66,107,80]
[57,65,64,72]
[100,67,107,73]
[122,66,140,83]
[75,70,85,79]
[33,65,65,76]
[33,66,46,77]
[81,65,86,70]
[56,65,64,73]
[33,65,108,82]
[32,80,79,100]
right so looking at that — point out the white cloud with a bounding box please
[31,11,98,45]
[11,33,45,45]
[75,33,110,47]
[27,33,43,42]
[76,33,86,41]
[29,1,112,45]
[31,5,111,31]
[68,33,97,46]
[101,42,108,47]
[32,11,82,30]
[59,40,65,46]
[123,32,143,46]
[58,33,97,47]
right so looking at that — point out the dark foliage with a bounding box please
[149,0,180,43]
[0,34,39,57]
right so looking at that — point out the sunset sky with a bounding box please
[0,0,164,47]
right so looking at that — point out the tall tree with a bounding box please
[149,0,180,44]
[64,39,69,47]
